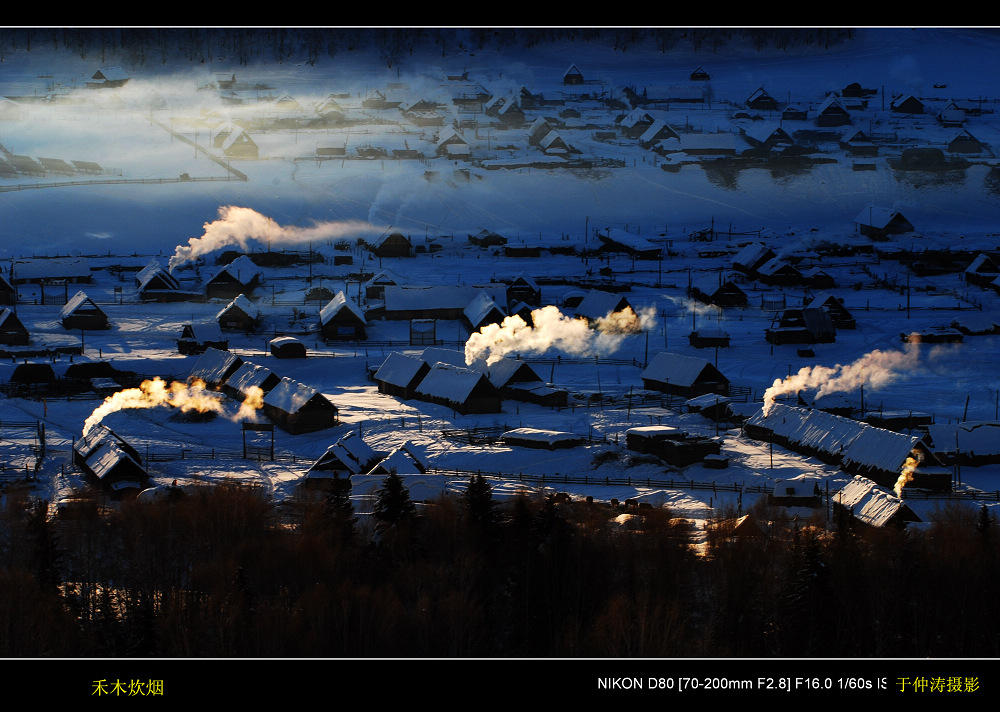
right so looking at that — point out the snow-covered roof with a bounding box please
[216,294,260,320]
[366,441,427,475]
[414,362,492,404]
[225,361,277,395]
[463,290,504,328]
[835,476,919,528]
[320,291,366,325]
[14,257,91,281]
[374,352,429,388]
[640,352,725,388]
[598,228,661,254]
[307,431,378,476]
[503,428,582,445]
[190,347,242,385]
[733,242,774,269]
[263,377,333,414]
[925,421,1000,457]
[854,205,909,229]
[182,322,226,342]
[575,290,631,320]
[384,285,507,312]
[59,291,105,319]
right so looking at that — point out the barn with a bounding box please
[367,230,413,258]
[216,294,261,332]
[890,93,926,114]
[60,291,110,331]
[806,293,856,329]
[640,352,730,397]
[732,243,776,276]
[756,258,804,286]
[814,95,851,127]
[563,64,584,85]
[263,377,339,434]
[0,308,29,345]
[320,291,367,340]
[854,206,915,240]
[597,228,662,259]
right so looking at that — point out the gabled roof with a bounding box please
[182,322,226,342]
[320,291,366,325]
[640,352,728,388]
[464,291,505,328]
[575,290,631,320]
[367,442,428,476]
[307,431,378,476]
[225,361,278,395]
[190,347,243,385]
[415,362,494,404]
[263,377,335,414]
[835,476,920,527]
[216,294,260,321]
[854,205,911,230]
[374,352,430,388]
[59,291,105,319]
[210,255,261,285]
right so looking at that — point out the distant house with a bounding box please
[766,307,835,344]
[680,132,738,156]
[178,322,229,355]
[690,276,748,308]
[436,126,472,159]
[690,65,711,81]
[212,122,258,158]
[687,328,730,349]
[638,119,680,148]
[11,257,92,285]
[802,266,837,290]
[964,253,1000,288]
[938,101,966,127]
[189,347,243,390]
[806,293,856,329]
[206,255,262,300]
[948,129,982,154]
[87,66,129,89]
[814,95,851,127]
[262,377,339,434]
[746,87,778,111]
[506,274,542,307]
[574,290,634,323]
[781,105,808,121]
[0,273,16,305]
[563,64,584,85]
[756,257,804,286]
[381,285,507,321]
[367,230,413,258]
[136,259,186,301]
[0,308,29,345]
[769,475,823,507]
[640,352,730,397]
[743,123,794,150]
[839,128,878,156]
[854,206,915,240]
[732,242,776,276]
[216,294,261,332]
[319,291,367,340]
[413,362,502,414]
[890,93,926,114]
[365,441,429,477]
[597,228,662,259]
[364,269,404,299]
[469,230,508,248]
[617,109,656,138]
[374,352,432,400]
[60,291,109,331]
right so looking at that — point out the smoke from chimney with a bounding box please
[464,304,656,366]
[167,206,378,271]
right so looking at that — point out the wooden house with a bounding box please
[690,276,748,308]
[538,130,571,155]
[436,126,472,159]
[0,308,29,345]
[319,291,367,340]
[367,230,413,258]
[781,105,808,121]
[469,230,508,248]
[74,425,148,496]
[87,66,129,89]
[833,476,921,529]
[688,328,730,348]
[178,322,229,355]
[216,294,261,332]
[381,285,507,321]
[769,475,823,507]
[463,291,506,332]
[303,431,380,490]
[215,123,259,158]
[938,101,966,127]
[814,95,851,127]
[617,109,656,138]
[638,119,681,149]
[478,356,568,407]
[364,269,404,299]
[890,93,926,114]
[413,362,502,414]
[506,274,542,307]
[766,307,835,344]
[206,255,262,300]
[839,128,878,156]
[11,257,92,285]
[597,228,662,259]
[60,291,109,331]
[263,377,339,434]
[690,66,711,81]
[806,293,856,329]
[854,206,915,240]
[563,64,584,85]
[374,352,431,400]
[365,442,429,477]
[189,347,243,390]
[136,259,188,301]
[964,253,1000,288]
[743,123,794,150]
[574,290,633,323]
[0,273,16,305]
[948,129,982,154]
[924,421,1000,466]
[746,87,778,111]
[221,361,280,402]
[732,243,776,276]
[640,352,730,397]
[756,257,804,286]
[269,336,307,359]
[502,428,583,450]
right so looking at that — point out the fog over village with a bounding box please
[2,28,1000,670]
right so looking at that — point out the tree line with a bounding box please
[1,475,999,657]
[0,28,858,69]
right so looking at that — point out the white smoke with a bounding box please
[82,377,263,435]
[465,304,656,366]
[895,454,920,497]
[168,206,378,271]
[762,341,921,416]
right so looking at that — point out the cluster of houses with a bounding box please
[188,347,339,434]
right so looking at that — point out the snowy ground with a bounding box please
[1,28,1000,538]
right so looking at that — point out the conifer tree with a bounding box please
[372,471,416,526]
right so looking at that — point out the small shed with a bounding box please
[60,291,109,331]
[269,336,307,359]
[263,378,339,434]
[502,428,583,450]
[769,476,823,507]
